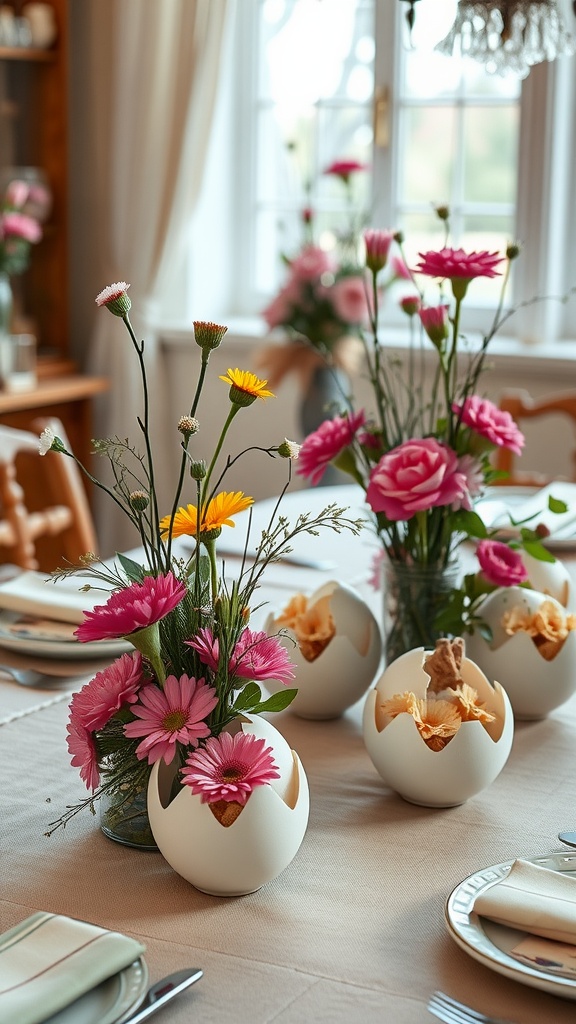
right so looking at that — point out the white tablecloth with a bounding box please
[2,485,576,1023]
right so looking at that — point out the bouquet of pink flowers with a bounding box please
[294,208,562,660]
[0,176,48,277]
[42,285,360,839]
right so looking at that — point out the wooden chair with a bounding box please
[494,389,576,486]
[0,416,98,571]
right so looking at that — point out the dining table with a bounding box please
[2,483,576,1023]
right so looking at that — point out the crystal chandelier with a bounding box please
[435,1,576,78]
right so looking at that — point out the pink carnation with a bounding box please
[5,179,29,207]
[297,410,366,485]
[366,438,467,521]
[414,247,503,281]
[454,454,484,511]
[74,572,187,643]
[331,275,369,325]
[68,652,144,732]
[364,229,394,273]
[453,395,525,455]
[324,159,368,182]
[477,539,528,587]
[419,304,449,345]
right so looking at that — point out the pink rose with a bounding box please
[289,245,334,282]
[5,179,29,208]
[453,395,525,455]
[331,275,369,325]
[1,211,42,243]
[477,539,528,587]
[366,438,467,521]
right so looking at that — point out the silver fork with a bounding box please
[428,991,515,1024]
[0,664,69,687]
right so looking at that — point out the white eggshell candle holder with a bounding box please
[522,552,575,611]
[264,581,382,720]
[465,586,576,720]
[362,647,514,807]
[147,714,309,896]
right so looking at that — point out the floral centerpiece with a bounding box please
[0,175,49,343]
[43,283,362,872]
[294,206,563,662]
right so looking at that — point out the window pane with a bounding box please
[399,107,457,203]
[463,107,519,204]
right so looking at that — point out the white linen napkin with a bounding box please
[474,859,576,943]
[0,572,107,624]
[0,912,146,1024]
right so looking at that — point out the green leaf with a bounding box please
[116,553,145,582]
[549,496,568,514]
[231,681,262,711]
[456,509,488,539]
[522,540,556,562]
[251,688,298,713]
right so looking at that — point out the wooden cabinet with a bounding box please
[0,0,70,365]
[0,2,109,498]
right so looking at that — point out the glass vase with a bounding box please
[382,559,460,666]
[0,271,13,386]
[299,364,350,486]
[100,776,157,850]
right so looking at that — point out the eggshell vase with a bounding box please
[147,714,310,896]
[465,585,576,720]
[265,581,382,719]
[362,647,514,807]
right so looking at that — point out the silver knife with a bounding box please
[123,968,203,1022]
[217,549,336,571]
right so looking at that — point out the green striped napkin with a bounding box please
[0,912,146,1024]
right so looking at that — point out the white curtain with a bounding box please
[81,0,229,555]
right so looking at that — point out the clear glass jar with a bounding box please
[100,777,157,850]
[382,559,460,666]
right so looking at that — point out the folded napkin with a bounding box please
[0,572,107,625]
[474,859,576,944]
[0,912,146,1024]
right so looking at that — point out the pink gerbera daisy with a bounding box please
[123,674,218,765]
[67,718,100,790]
[68,652,145,732]
[187,627,296,685]
[297,410,366,485]
[74,572,187,643]
[181,730,280,805]
[231,629,295,684]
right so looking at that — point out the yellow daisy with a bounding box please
[219,368,274,400]
[160,491,254,538]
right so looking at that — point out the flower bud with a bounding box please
[178,415,200,439]
[95,282,131,317]
[418,304,450,347]
[129,490,149,512]
[193,321,228,351]
[190,459,207,480]
[277,438,301,459]
[506,242,522,261]
[38,426,67,456]
[435,204,450,222]
[400,294,421,317]
[364,229,394,273]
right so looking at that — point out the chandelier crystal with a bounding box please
[435,0,576,78]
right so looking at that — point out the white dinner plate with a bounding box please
[476,485,576,552]
[44,957,148,1024]
[0,610,130,660]
[445,852,576,1000]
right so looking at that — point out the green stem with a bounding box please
[201,405,240,507]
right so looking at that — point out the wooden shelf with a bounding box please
[0,47,56,61]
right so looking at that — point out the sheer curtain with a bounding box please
[77,0,229,555]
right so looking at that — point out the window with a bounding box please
[190,0,576,345]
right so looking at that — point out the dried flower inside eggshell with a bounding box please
[378,638,495,751]
[275,592,335,661]
[502,597,576,661]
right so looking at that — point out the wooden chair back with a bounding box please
[494,389,576,487]
[0,416,97,571]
